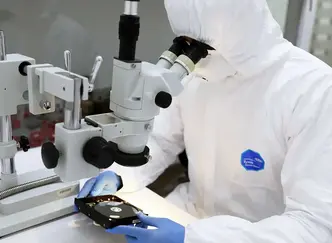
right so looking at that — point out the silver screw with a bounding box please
[131,64,136,68]
[22,90,29,101]
[40,100,52,111]
[88,83,94,92]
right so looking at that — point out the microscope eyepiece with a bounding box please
[158,36,213,72]
[169,38,212,79]
[184,40,211,64]
[118,14,140,61]
[157,37,191,69]
[169,37,190,57]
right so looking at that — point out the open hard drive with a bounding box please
[74,195,145,229]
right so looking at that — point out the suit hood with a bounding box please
[164,0,292,77]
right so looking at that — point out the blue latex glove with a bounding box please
[107,213,185,243]
[77,171,122,198]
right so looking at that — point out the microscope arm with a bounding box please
[79,0,210,172]
[36,0,210,182]
[23,61,104,182]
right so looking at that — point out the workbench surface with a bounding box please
[2,148,196,243]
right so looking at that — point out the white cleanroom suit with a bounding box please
[111,0,332,242]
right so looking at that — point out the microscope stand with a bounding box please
[0,169,79,237]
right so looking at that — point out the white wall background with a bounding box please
[0,0,290,89]
[0,0,174,90]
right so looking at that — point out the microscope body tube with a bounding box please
[157,50,178,69]
[156,58,173,69]
[118,0,140,61]
[170,62,189,80]
[0,31,15,175]
[63,77,82,130]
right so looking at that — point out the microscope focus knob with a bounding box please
[155,91,172,109]
[41,142,60,169]
[83,137,114,169]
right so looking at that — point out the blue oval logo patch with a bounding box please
[241,149,265,172]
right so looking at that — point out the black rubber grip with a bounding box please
[118,15,140,61]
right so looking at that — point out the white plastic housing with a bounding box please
[54,122,102,182]
[110,59,183,121]
[86,112,154,154]
[0,54,36,116]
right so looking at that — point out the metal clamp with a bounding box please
[64,50,103,92]
[88,56,103,92]
[0,30,6,61]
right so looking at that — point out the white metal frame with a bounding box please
[296,0,319,51]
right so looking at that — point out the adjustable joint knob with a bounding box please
[18,136,30,152]
[83,137,114,169]
[155,91,172,109]
[41,142,60,169]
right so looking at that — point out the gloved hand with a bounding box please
[107,213,185,243]
[77,171,123,198]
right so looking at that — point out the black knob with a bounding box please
[155,91,172,109]
[41,142,60,169]
[83,137,114,169]
[19,136,30,152]
[18,61,31,76]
